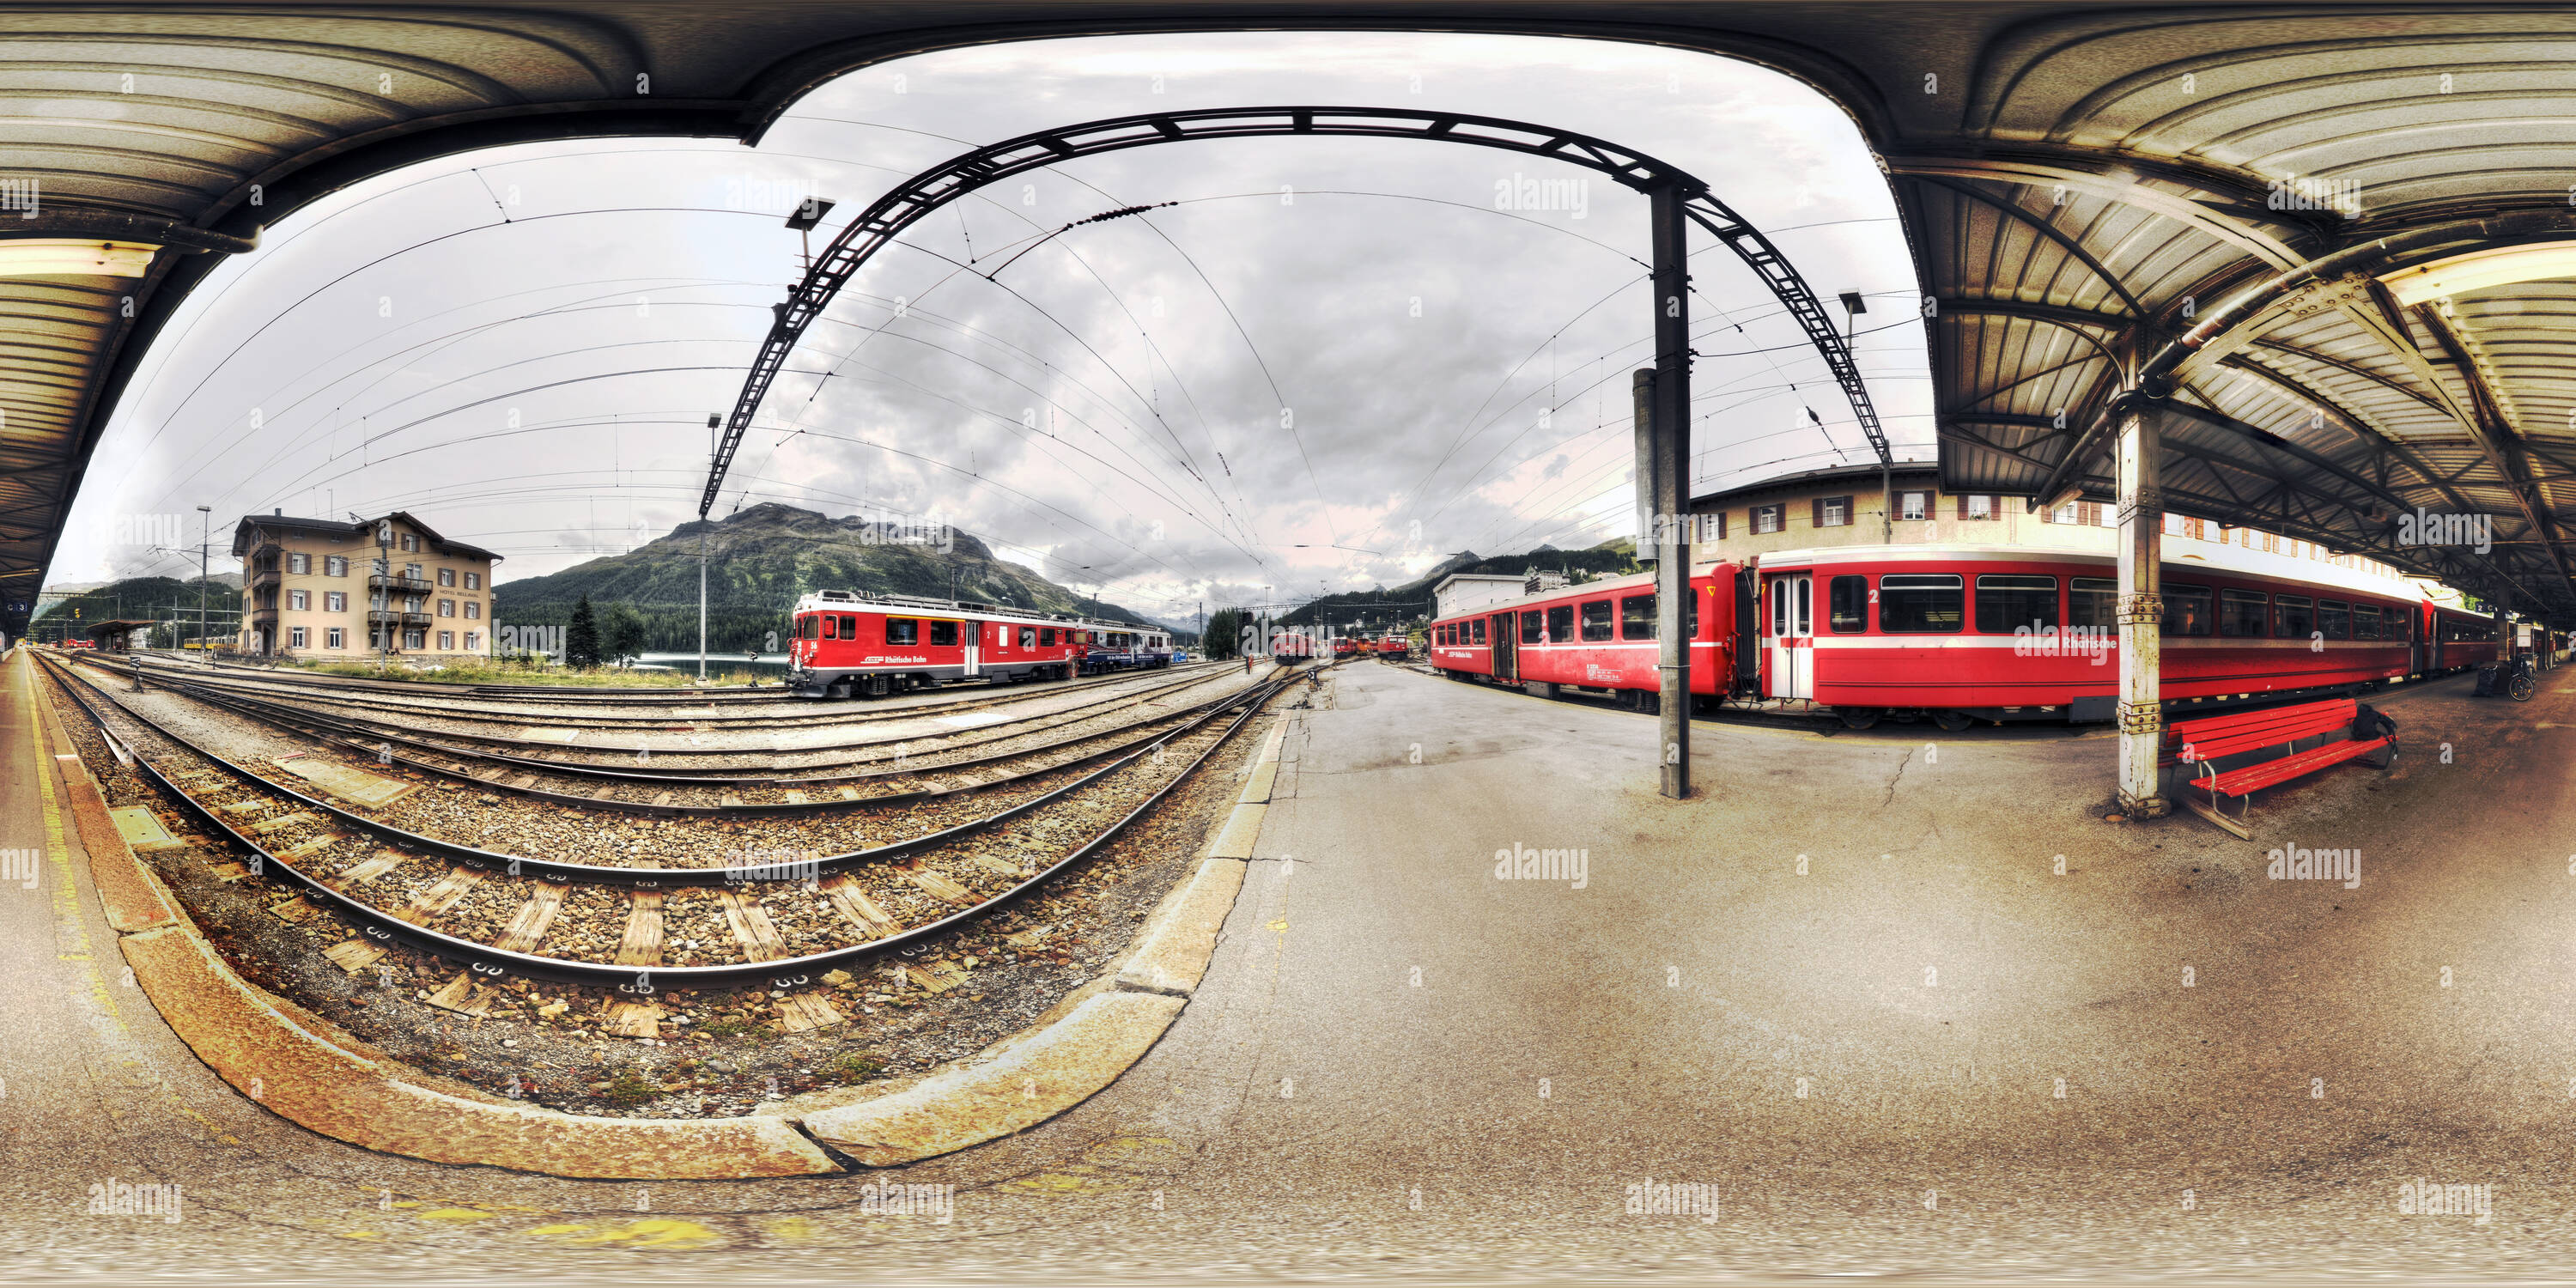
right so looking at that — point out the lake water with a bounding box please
[634,651,793,676]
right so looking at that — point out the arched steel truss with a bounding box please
[701,105,1889,517]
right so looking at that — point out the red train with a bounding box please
[1376,635,1412,659]
[1429,546,2500,727]
[787,590,1130,698]
[1269,627,1317,660]
[1332,636,1360,659]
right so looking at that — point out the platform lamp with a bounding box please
[784,197,837,275]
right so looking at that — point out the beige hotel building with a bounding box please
[230,510,501,659]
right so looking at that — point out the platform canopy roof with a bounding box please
[4,2,2575,627]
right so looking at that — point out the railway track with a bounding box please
[66,655,1263,813]
[131,652,1222,732]
[137,652,786,704]
[39,651,1297,993]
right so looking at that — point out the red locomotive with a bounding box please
[1376,635,1411,659]
[1269,628,1317,660]
[1332,636,1360,659]
[1429,546,2500,727]
[787,590,1113,698]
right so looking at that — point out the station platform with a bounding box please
[11,642,2576,1276]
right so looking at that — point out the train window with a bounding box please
[1522,611,1542,645]
[1020,627,1037,648]
[1464,619,1480,645]
[1580,600,1614,641]
[1621,594,1656,641]
[1040,628,1056,647]
[1686,587,1699,639]
[2162,585,2213,636]
[1546,605,1573,642]
[2218,588,2268,637]
[1769,581,1787,636]
[2317,600,2350,641]
[1828,575,1867,633]
[2353,605,2382,641]
[886,618,919,645]
[2069,578,2119,630]
[1974,574,2058,634]
[801,615,820,640]
[822,616,839,640]
[2271,594,2314,639]
[1879,574,1964,634]
[841,614,859,638]
[932,621,957,647]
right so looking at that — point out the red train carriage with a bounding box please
[1428,547,2500,727]
[1429,567,1741,711]
[787,590,1102,698]
[1376,635,1411,659]
[1269,628,1317,660]
[1332,636,1360,659]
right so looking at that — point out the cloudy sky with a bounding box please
[53,31,1929,623]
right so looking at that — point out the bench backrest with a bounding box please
[2171,697,2356,762]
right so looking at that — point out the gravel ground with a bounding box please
[38,656,1293,1118]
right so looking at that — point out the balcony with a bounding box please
[247,545,283,591]
[368,573,432,593]
[366,610,431,627]
[248,608,280,629]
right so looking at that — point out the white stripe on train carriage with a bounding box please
[1801,636,2417,650]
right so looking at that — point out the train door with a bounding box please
[1765,574,1814,700]
[962,621,981,677]
[1491,612,1516,681]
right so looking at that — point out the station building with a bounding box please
[229,510,501,660]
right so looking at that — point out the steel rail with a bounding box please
[39,652,1289,992]
[112,660,1264,813]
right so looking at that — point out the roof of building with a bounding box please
[229,510,501,563]
[1431,572,1530,590]
[1692,461,1941,509]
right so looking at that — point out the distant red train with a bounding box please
[1332,636,1360,659]
[1269,629,1317,660]
[787,590,1153,698]
[1376,635,1411,659]
[1429,547,2500,727]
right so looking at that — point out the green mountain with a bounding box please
[1283,538,1640,628]
[491,503,1162,653]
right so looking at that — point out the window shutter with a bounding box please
[1810,497,1824,528]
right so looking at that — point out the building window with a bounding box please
[289,626,307,648]
[439,630,454,650]
[465,601,479,619]
[1752,504,1783,535]
[289,552,310,574]
[288,590,308,611]
[465,631,480,651]
[1546,605,1573,642]
[887,618,919,645]
[438,568,455,587]
[1815,496,1851,528]
[404,562,422,580]
[325,556,347,577]
[401,534,418,552]
[1960,494,1995,519]
[1620,594,1656,641]
[438,598,454,617]
[1879,574,1965,634]
[465,572,481,591]
[2055,502,2080,524]
[404,629,424,649]
[325,592,345,612]
[325,628,344,649]
[1829,574,1868,633]
[1974,575,2058,633]
[1900,491,1929,521]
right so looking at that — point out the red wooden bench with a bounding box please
[2165,697,2397,837]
